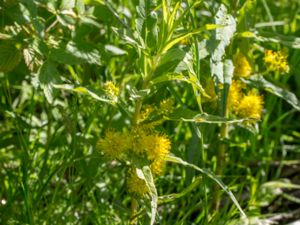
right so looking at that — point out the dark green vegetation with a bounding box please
[1,0,300,224]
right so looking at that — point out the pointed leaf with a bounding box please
[210,4,236,83]
[243,75,300,111]
[166,154,247,218]
[167,108,250,124]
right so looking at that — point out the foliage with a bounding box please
[1,0,300,224]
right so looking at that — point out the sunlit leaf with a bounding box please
[243,75,300,111]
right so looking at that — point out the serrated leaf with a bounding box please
[49,41,101,65]
[38,61,61,103]
[243,75,300,111]
[0,42,21,73]
[165,154,247,218]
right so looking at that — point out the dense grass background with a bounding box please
[1,0,300,224]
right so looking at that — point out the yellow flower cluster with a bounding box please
[159,98,175,115]
[264,49,290,73]
[97,130,131,160]
[236,91,263,120]
[97,127,171,174]
[230,51,264,120]
[138,98,174,126]
[139,105,155,122]
[103,81,119,99]
[228,81,263,120]
[97,127,171,196]
[227,80,245,111]
[233,52,252,78]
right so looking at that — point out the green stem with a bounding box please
[213,111,229,210]
[130,52,159,223]
[129,198,139,225]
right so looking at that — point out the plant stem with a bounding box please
[130,198,139,225]
[213,113,229,210]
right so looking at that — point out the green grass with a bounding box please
[1,0,300,224]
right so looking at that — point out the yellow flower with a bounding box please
[139,105,155,122]
[127,169,149,197]
[233,52,252,78]
[140,133,171,161]
[227,80,244,112]
[264,49,289,73]
[130,128,171,174]
[179,38,190,45]
[103,81,119,99]
[97,130,130,159]
[236,91,263,120]
[159,98,174,115]
[150,159,166,175]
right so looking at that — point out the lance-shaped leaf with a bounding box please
[136,167,158,225]
[210,4,236,83]
[158,177,202,204]
[53,84,116,104]
[238,31,300,49]
[243,75,300,111]
[166,154,247,219]
[166,108,250,124]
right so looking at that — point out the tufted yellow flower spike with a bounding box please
[236,91,264,120]
[264,49,290,73]
[103,81,119,99]
[227,80,245,112]
[150,159,166,175]
[97,130,130,159]
[233,52,252,78]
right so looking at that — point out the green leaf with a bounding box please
[38,61,61,103]
[237,0,256,31]
[0,42,21,73]
[136,167,158,225]
[262,180,300,189]
[243,75,300,111]
[136,0,158,49]
[239,31,300,49]
[154,48,187,77]
[60,0,75,10]
[210,4,236,83]
[165,155,247,218]
[53,84,114,104]
[112,27,143,49]
[105,45,127,56]
[167,108,250,124]
[161,28,203,54]
[158,177,202,204]
[49,41,101,65]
